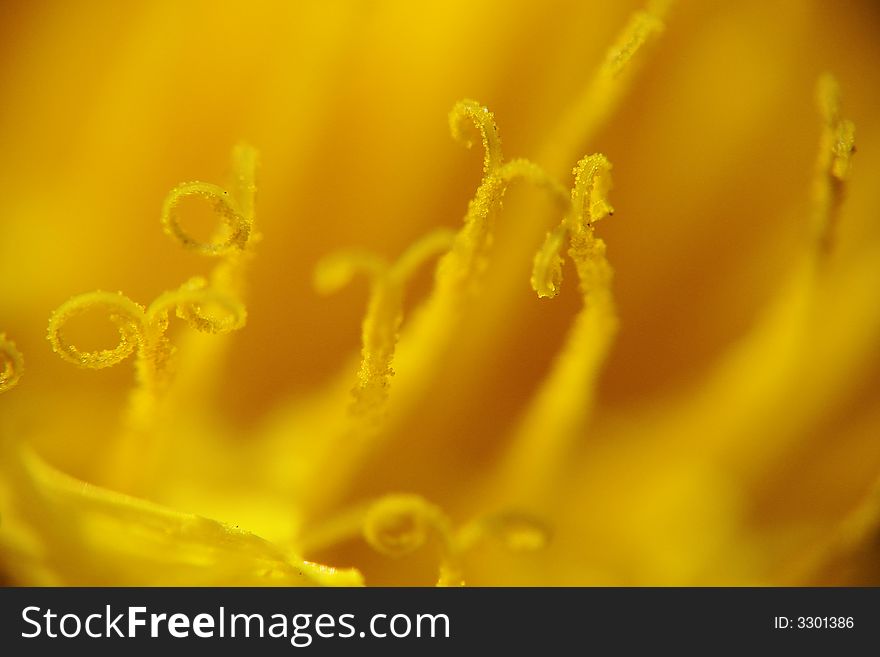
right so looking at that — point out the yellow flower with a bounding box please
[1,0,879,586]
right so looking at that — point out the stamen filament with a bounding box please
[316,229,455,417]
[812,74,856,254]
[539,1,670,172]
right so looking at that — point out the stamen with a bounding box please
[540,1,669,171]
[156,145,258,417]
[47,283,247,492]
[149,277,247,336]
[531,154,614,299]
[161,182,250,256]
[630,76,860,477]
[362,494,461,586]
[570,154,615,229]
[812,74,856,253]
[442,106,569,288]
[297,107,608,515]
[48,283,245,374]
[449,100,503,175]
[0,333,24,393]
[316,230,454,416]
[47,291,146,369]
[495,154,617,501]
[160,143,258,259]
[531,225,568,299]
[603,8,667,78]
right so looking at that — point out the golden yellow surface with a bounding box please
[0,0,879,585]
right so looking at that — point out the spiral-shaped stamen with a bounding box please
[47,291,146,369]
[161,182,251,257]
[149,278,247,336]
[363,494,462,586]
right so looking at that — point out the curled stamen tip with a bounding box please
[47,291,145,369]
[531,227,567,299]
[148,278,247,335]
[449,99,503,172]
[161,181,251,257]
[180,297,246,336]
[532,270,563,300]
[449,99,490,145]
[0,333,24,393]
[363,494,439,558]
[572,154,614,225]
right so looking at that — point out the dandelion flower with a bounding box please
[1,0,879,586]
